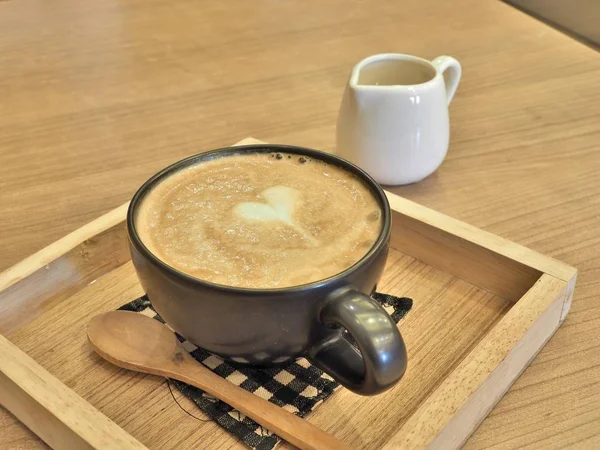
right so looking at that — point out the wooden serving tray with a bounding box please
[0,138,577,450]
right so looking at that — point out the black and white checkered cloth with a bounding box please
[119,294,412,450]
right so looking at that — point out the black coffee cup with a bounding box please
[127,144,407,395]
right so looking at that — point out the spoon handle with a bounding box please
[168,353,349,450]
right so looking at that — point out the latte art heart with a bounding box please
[234,186,319,246]
[136,152,382,289]
[234,186,299,225]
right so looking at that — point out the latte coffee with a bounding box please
[136,151,383,289]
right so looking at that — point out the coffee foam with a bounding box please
[136,152,383,289]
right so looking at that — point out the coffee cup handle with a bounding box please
[308,288,407,395]
[431,55,462,105]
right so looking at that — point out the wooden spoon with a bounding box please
[87,311,349,450]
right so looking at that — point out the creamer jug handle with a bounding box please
[432,56,462,105]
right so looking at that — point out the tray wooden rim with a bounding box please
[0,138,578,450]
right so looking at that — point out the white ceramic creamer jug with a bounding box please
[336,54,461,185]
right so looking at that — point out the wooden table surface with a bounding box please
[1,0,599,448]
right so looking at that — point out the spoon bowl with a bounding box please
[89,311,181,368]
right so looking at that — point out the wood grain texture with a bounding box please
[0,332,146,450]
[0,214,128,336]
[385,274,572,450]
[1,0,599,447]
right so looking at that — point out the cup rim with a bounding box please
[127,144,392,294]
[350,53,440,89]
